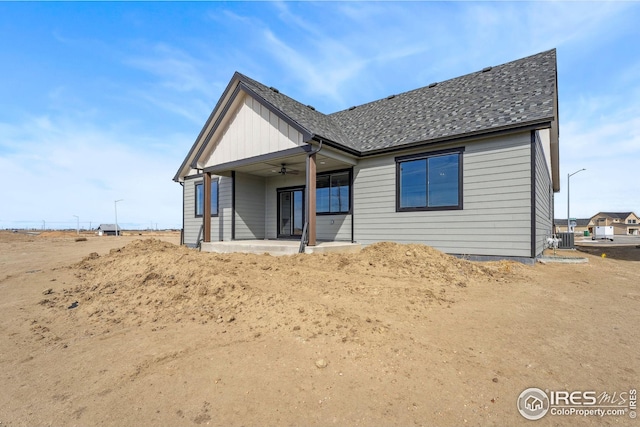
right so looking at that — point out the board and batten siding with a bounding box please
[234,172,266,239]
[534,131,553,256]
[203,94,305,168]
[353,132,533,257]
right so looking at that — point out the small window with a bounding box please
[195,178,219,217]
[316,171,350,214]
[396,149,462,211]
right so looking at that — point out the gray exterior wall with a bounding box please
[533,131,553,256]
[264,173,352,241]
[183,176,201,247]
[316,214,352,241]
[182,131,549,257]
[234,172,266,239]
[183,174,232,246]
[183,171,352,244]
[218,176,232,241]
[353,132,534,257]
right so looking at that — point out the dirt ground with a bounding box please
[0,231,638,426]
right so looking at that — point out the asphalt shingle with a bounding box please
[236,49,557,154]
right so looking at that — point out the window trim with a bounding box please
[195,177,219,218]
[395,147,464,212]
[316,168,353,215]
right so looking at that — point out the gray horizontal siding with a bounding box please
[534,131,553,256]
[219,176,232,241]
[317,215,352,241]
[235,173,266,239]
[353,132,533,257]
[183,175,228,245]
[183,177,200,246]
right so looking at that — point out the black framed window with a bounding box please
[195,178,219,217]
[396,148,463,211]
[316,170,350,214]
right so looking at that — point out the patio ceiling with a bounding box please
[205,147,356,177]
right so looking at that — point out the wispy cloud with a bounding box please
[2,1,639,227]
[126,43,212,95]
[556,85,640,216]
[0,112,184,228]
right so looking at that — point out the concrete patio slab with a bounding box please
[201,240,361,256]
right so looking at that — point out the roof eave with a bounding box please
[187,78,315,173]
[173,72,246,182]
[174,72,316,182]
[358,119,555,157]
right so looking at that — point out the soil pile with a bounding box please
[40,240,520,345]
[3,232,638,427]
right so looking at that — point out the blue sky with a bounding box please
[1,1,638,230]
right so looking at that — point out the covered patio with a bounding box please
[199,142,357,250]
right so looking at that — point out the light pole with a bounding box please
[114,199,123,236]
[567,169,586,233]
[73,215,79,235]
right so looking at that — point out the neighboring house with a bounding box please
[589,212,640,235]
[97,224,120,236]
[174,49,560,261]
[554,218,590,234]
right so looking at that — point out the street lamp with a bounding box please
[73,215,79,235]
[567,169,586,233]
[114,199,123,236]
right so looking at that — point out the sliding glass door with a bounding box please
[278,188,304,238]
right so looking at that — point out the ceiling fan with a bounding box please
[275,163,300,175]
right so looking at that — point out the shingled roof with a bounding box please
[175,49,559,183]
[555,218,591,227]
[594,212,635,220]
[236,49,557,153]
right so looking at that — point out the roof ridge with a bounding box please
[330,49,557,116]
[233,48,558,153]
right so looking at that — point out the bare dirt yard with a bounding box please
[1,231,638,426]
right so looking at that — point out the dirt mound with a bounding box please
[350,241,516,280]
[0,230,38,243]
[39,239,521,344]
[38,231,80,238]
[288,241,520,283]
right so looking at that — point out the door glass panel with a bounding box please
[279,192,291,236]
[293,190,303,236]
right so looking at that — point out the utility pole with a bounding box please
[567,169,586,233]
[73,215,79,235]
[114,199,123,236]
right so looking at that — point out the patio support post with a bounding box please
[203,172,211,242]
[307,153,317,246]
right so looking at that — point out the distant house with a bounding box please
[174,49,560,261]
[589,212,639,235]
[554,218,590,234]
[97,224,120,236]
